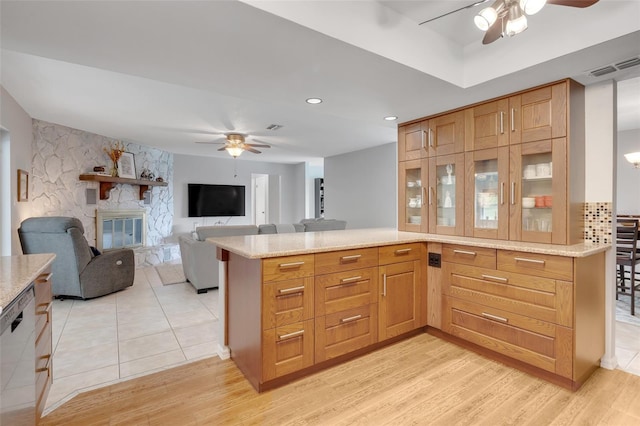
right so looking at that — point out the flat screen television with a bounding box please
[188,183,246,217]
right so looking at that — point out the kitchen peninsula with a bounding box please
[210,228,609,392]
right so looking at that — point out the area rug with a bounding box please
[155,263,187,285]
[616,297,640,326]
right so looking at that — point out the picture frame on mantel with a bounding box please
[117,152,136,179]
[17,169,28,202]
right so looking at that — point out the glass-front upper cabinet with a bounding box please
[510,138,567,244]
[465,147,509,240]
[398,159,428,232]
[429,153,464,235]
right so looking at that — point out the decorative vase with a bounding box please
[111,161,119,177]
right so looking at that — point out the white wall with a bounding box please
[617,128,640,214]
[324,142,396,229]
[173,154,306,233]
[0,86,34,254]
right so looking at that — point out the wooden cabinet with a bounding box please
[429,153,465,236]
[229,242,427,391]
[441,243,605,389]
[378,243,427,341]
[34,270,52,423]
[398,121,428,162]
[399,79,584,245]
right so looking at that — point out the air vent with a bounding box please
[587,57,640,78]
[266,124,283,131]
[615,57,640,70]
[590,66,616,77]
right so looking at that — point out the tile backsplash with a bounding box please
[583,202,612,245]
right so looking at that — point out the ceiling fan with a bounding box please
[196,133,271,158]
[421,0,599,45]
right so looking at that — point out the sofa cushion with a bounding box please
[196,225,258,241]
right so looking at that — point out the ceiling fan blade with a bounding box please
[482,16,503,44]
[546,0,599,7]
[217,146,227,152]
[195,140,225,145]
[245,147,261,154]
[245,143,271,148]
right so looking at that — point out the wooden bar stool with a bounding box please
[616,218,640,315]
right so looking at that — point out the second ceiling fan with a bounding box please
[196,133,271,158]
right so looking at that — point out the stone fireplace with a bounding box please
[96,209,146,252]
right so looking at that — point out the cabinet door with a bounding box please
[398,159,428,232]
[427,110,465,157]
[398,121,428,162]
[379,260,422,340]
[465,147,509,240]
[509,82,567,145]
[465,98,509,151]
[509,138,567,244]
[429,153,465,236]
[263,319,314,381]
[262,277,314,330]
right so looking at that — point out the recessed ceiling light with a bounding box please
[384,116,398,121]
[306,98,322,104]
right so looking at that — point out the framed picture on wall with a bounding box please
[117,152,137,179]
[17,169,28,202]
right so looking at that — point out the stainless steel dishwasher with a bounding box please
[0,284,36,425]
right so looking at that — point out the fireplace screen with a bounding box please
[96,210,146,251]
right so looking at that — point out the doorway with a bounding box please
[252,174,269,225]
[0,129,10,256]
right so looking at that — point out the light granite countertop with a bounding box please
[0,254,56,314]
[208,227,610,259]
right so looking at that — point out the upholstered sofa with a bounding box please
[178,219,347,293]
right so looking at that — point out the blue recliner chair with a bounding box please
[18,217,134,299]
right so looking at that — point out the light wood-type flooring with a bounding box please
[40,332,640,426]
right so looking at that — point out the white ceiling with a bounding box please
[1,0,639,164]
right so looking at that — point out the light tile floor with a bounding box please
[44,264,218,414]
[616,320,640,375]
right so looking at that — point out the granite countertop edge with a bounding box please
[0,254,56,314]
[207,228,611,259]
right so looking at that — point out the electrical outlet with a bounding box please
[428,252,441,268]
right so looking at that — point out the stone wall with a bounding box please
[30,120,176,266]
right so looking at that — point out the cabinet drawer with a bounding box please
[35,272,52,305]
[315,248,378,275]
[263,254,315,283]
[315,304,378,362]
[262,277,314,330]
[442,262,573,327]
[442,244,496,268]
[379,243,423,265]
[262,319,314,381]
[443,296,572,378]
[497,250,573,281]
[315,267,378,317]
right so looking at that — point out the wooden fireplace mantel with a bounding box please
[79,174,168,200]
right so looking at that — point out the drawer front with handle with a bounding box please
[497,250,573,281]
[315,248,378,275]
[315,304,378,362]
[442,262,573,327]
[378,243,423,265]
[442,244,496,269]
[443,296,572,378]
[315,267,378,317]
[263,254,315,283]
[262,277,314,330]
[262,319,315,381]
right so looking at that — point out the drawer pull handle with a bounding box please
[278,286,305,295]
[36,302,52,322]
[514,257,545,265]
[278,330,304,341]
[37,273,53,283]
[510,181,516,205]
[481,274,508,283]
[482,312,508,323]
[500,182,505,205]
[340,255,362,262]
[394,248,412,255]
[453,249,476,256]
[421,129,426,150]
[511,107,515,132]
[428,128,434,148]
[340,276,362,284]
[499,111,504,134]
[36,366,49,373]
[279,261,305,268]
[382,273,387,296]
[340,314,362,324]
